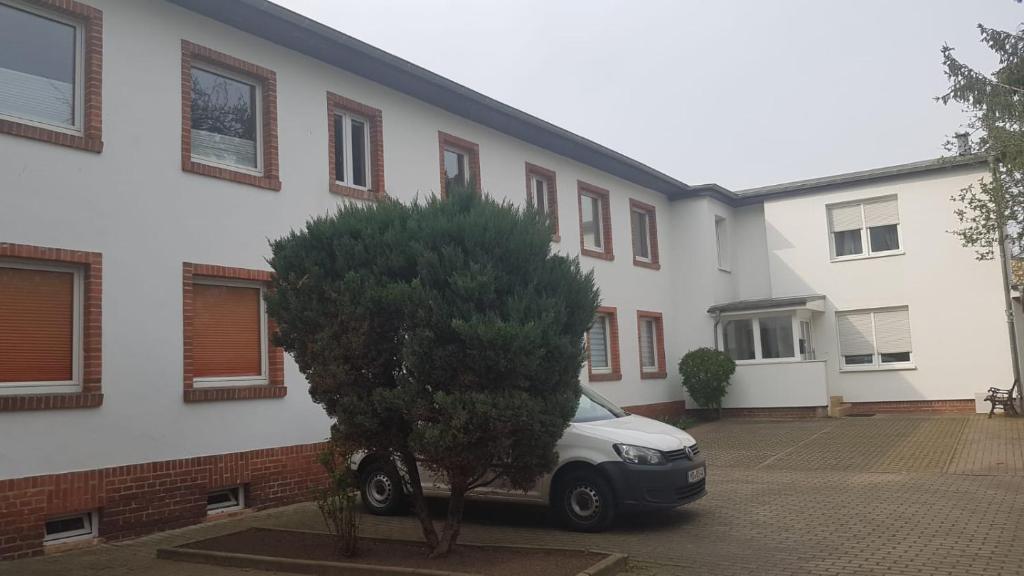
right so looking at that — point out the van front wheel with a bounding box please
[554,471,615,532]
[360,460,405,515]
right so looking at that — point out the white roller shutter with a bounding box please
[864,197,900,227]
[837,312,875,356]
[829,204,864,232]
[639,318,657,369]
[589,316,609,369]
[873,308,912,354]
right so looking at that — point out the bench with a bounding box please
[984,380,1021,418]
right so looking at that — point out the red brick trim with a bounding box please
[629,199,660,270]
[687,406,828,419]
[0,0,103,152]
[588,306,621,382]
[577,181,614,261]
[438,131,481,198]
[0,242,102,411]
[180,40,281,191]
[846,399,975,415]
[327,92,385,201]
[636,310,667,379]
[182,262,285,402]
[0,442,329,560]
[623,400,686,421]
[525,162,559,241]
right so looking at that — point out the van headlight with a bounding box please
[613,444,666,465]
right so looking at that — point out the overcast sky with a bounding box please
[274,0,1021,190]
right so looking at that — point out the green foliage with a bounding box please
[939,24,1024,260]
[265,188,599,556]
[678,348,735,417]
[314,445,359,557]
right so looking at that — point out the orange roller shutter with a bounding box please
[193,283,263,378]
[0,267,75,383]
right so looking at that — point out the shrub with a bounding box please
[314,445,360,557]
[678,347,735,418]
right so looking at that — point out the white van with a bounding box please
[355,386,706,531]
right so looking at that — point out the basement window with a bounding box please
[43,512,96,544]
[207,486,245,515]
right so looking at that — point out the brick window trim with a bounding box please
[0,0,103,153]
[182,262,284,403]
[629,199,661,270]
[588,306,621,382]
[438,131,481,198]
[637,310,668,379]
[0,242,102,411]
[327,92,386,201]
[577,181,614,261]
[525,162,560,241]
[181,40,281,191]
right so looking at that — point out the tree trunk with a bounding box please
[992,162,1023,414]
[429,484,467,558]
[398,450,438,550]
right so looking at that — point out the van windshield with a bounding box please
[572,388,627,423]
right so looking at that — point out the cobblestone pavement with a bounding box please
[4,414,1023,576]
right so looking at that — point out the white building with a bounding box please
[0,0,1015,559]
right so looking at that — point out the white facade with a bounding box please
[0,0,1014,487]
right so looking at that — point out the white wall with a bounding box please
[725,361,828,408]
[0,0,687,479]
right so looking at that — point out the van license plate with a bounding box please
[687,467,705,483]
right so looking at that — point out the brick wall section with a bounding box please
[629,198,660,270]
[636,310,668,379]
[577,180,614,261]
[437,131,481,198]
[326,92,386,201]
[687,406,829,419]
[0,0,103,152]
[0,442,328,560]
[846,399,975,415]
[0,242,102,412]
[524,162,560,241]
[624,400,686,421]
[182,263,285,402]
[588,306,621,382]
[180,40,281,191]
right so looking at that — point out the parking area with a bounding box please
[4,414,1023,576]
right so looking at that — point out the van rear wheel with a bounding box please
[554,470,615,532]
[360,460,405,515]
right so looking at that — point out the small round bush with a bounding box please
[678,347,735,418]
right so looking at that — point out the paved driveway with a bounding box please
[4,415,1023,576]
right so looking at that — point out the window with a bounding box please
[328,92,385,200]
[578,181,614,260]
[720,313,811,363]
[0,0,102,152]
[43,512,96,544]
[0,243,102,411]
[715,216,730,270]
[207,486,245,515]
[525,163,559,238]
[828,196,901,260]
[637,311,667,378]
[587,307,621,381]
[438,131,480,197]
[182,263,285,402]
[630,199,660,269]
[837,307,913,370]
[181,41,280,190]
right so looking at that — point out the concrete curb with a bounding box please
[575,552,627,576]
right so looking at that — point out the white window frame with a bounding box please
[189,62,264,176]
[206,486,245,515]
[581,192,605,252]
[43,511,97,545]
[334,111,372,190]
[191,278,269,388]
[827,196,903,262]
[0,0,85,135]
[638,317,659,373]
[0,259,82,394]
[836,307,915,372]
[589,313,612,374]
[631,208,652,262]
[715,215,730,271]
[531,175,548,214]
[719,310,811,365]
[443,145,471,187]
